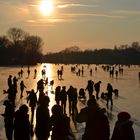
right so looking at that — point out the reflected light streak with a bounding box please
[32,63,55,140]
[40,63,55,113]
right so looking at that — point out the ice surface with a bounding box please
[0,64,140,140]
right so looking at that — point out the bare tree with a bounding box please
[0,35,11,48]
[24,35,43,53]
[7,27,26,45]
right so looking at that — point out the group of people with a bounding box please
[76,96,135,140]
[18,68,37,79]
[2,94,135,140]
[1,65,135,140]
[2,96,75,140]
[55,85,78,115]
[85,80,115,107]
[2,72,74,140]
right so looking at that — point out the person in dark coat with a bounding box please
[76,97,110,140]
[55,86,61,105]
[14,104,31,140]
[37,79,44,93]
[50,105,72,140]
[27,89,37,124]
[78,88,86,99]
[13,76,18,88]
[94,81,102,99]
[111,112,135,140]
[106,83,113,106]
[20,80,26,98]
[60,86,67,114]
[27,67,30,78]
[71,88,78,116]
[8,75,12,88]
[35,96,51,140]
[67,85,74,115]
[7,84,17,106]
[2,100,14,140]
[85,80,94,99]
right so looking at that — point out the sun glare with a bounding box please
[39,0,54,16]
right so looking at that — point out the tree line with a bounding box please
[0,27,43,65]
[0,27,140,65]
[43,43,140,65]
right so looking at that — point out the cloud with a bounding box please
[113,10,140,16]
[57,13,126,19]
[0,0,32,6]
[26,18,74,27]
[57,3,97,8]
[25,12,125,26]
[0,0,126,27]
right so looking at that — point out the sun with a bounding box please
[39,0,54,16]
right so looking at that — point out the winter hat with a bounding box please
[117,112,131,121]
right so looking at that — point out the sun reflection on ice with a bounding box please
[32,63,55,140]
[40,63,55,113]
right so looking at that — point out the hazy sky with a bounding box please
[0,0,140,53]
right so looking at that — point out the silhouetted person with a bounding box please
[71,88,78,116]
[7,84,17,106]
[35,96,51,140]
[14,104,31,140]
[78,88,86,99]
[61,65,64,71]
[45,77,48,86]
[76,98,110,140]
[106,83,113,106]
[111,112,135,140]
[8,75,12,88]
[94,81,102,99]
[67,85,74,115]
[85,80,94,99]
[37,78,44,93]
[95,66,97,71]
[20,80,26,98]
[27,89,37,124]
[113,89,119,96]
[20,69,24,78]
[27,67,30,78]
[41,69,46,79]
[109,70,114,78]
[13,76,18,88]
[60,86,67,114]
[78,69,81,76]
[34,69,37,79]
[2,100,14,140]
[115,70,118,78]
[50,80,54,91]
[59,70,63,80]
[90,69,92,76]
[55,86,61,105]
[50,105,71,140]
[81,69,84,76]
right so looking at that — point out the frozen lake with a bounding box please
[0,63,140,140]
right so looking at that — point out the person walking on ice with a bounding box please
[106,83,113,107]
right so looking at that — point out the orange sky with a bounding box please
[0,0,140,53]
